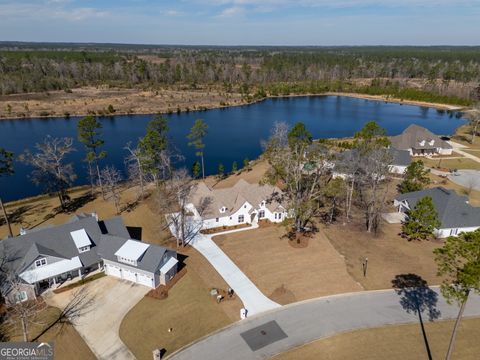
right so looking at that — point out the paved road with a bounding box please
[191,226,281,316]
[448,140,480,164]
[448,169,480,191]
[46,276,148,360]
[168,289,480,360]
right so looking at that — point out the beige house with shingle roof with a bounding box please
[186,179,288,229]
[390,124,453,156]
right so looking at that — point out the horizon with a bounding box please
[1,1,479,46]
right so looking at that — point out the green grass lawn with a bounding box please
[119,269,233,360]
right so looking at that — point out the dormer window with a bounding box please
[220,206,226,213]
[35,258,47,267]
[114,240,149,268]
[429,140,435,146]
[419,140,425,146]
[78,246,90,253]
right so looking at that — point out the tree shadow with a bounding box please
[392,274,441,360]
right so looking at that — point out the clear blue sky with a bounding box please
[1,0,479,45]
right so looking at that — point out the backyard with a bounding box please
[272,317,480,360]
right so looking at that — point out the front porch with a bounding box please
[34,262,102,294]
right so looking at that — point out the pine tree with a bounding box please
[402,196,440,241]
[187,119,208,179]
[231,161,238,173]
[217,163,225,178]
[399,160,431,193]
[0,147,14,237]
[192,161,201,179]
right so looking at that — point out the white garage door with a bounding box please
[137,273,154,288]
[105,264,122,279]
[122,269,137,282]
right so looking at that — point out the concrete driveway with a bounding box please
[190,225,281,316]
[448,169,480,191]
[46,276,149,360]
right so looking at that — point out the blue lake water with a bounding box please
[0,95,466,202]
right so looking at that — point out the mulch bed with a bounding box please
[200,223,252,235]
[146,266,187,300]
[287,232,312,248]
[209,288,237,304]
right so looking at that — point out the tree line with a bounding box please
[1,47,480,103]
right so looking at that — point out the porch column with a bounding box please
[52,277,56,286]
[78,269,82,277]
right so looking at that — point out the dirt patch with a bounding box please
[269,284,297,304]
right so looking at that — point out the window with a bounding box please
[274,213,277,220]
[79,246,90,253]
[244,205,247,208]
[35,258,47,267]
[117,256,137,266]
[15,291,28,303]
[238,215,244,223]
[450,228,458,236]
[258,210,265,219]
[216,218,219,222]
[278,213,282,220]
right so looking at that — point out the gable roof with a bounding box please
[97,235,169,273]
[337,148,411,168]
[0,215,103,275]
[188,179,285,219]
[390,124,452,151]
[396,187,480,229]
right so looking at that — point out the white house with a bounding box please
[186,179,288,230]
[394,187,480,238]
[390,124,453,156]
[0,214,178,304]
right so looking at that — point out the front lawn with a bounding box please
[273,317,480,360]
[323,221,443,290]
[119,268,233,360]
[7,306,96,360]
[422,157,480,170]
[212,224,362,304]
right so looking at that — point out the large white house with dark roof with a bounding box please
[0,213,177,304]
[390,124,453,156]
[186,179,288,230]
[394,187,480,238]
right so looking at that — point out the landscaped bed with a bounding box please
[200,223,252,235]
[53,272,106,294]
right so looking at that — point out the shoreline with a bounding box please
[0,91,467,121]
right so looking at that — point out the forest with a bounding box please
[1,43,479,105]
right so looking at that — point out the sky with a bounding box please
[0,0,479,46]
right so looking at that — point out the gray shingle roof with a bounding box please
[396,187,480,228]
[1,214,176,280]
[338,148,411,167]
[390,124,452,151]
[97,234,168,273]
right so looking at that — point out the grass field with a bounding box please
[272,317,480,360]
[213,224,362,304]
[422,157,480,170]
[119,269,233,360]
[8,306,96,360]
[323,221,443,290]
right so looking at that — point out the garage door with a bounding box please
[105,264,122,279]
[137,273,154,288]
[122,269,137,282]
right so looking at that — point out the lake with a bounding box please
[0,95,466,202]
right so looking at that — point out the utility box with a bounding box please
[153,349,163,360]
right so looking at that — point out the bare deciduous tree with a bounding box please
[263,121,333,235]
[124,142,147,200]
[100,166,123,214]
[156,168,211,247]
[19,136,76,209]
[466,104,480,144]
